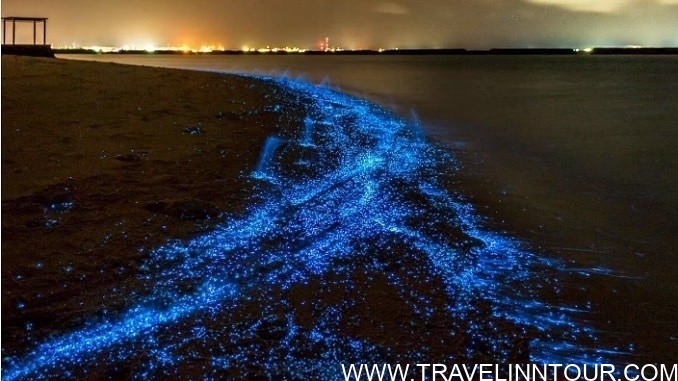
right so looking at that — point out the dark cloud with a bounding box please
[2,0,677,48]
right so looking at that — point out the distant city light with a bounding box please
[54,42,310,53]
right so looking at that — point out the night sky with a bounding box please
[2,0,678,49]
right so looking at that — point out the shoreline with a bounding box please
[2,55,303,357]
[1,56,554,378]
[2,56,673,377]
[49,47,678,55]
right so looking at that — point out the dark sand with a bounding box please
[2,57,511,378]
[1,56,295,354]
[3,55,675,378]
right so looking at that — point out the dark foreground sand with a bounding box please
[4,57,519,378]
[1,56,297,354]
[4,55,675,378]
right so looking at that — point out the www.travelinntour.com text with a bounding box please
[340,363,677,381]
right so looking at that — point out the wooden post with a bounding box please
[1,17,49,46]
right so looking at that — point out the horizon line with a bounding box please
[47,46,678,56]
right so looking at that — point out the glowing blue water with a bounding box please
[254,136,285,181]
[2,75,622,380]
[300,116,315,147]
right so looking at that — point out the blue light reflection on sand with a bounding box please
[3,76,621,380]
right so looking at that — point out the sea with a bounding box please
[60,53,678,362]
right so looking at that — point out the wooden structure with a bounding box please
[1,16,53,57]
[2,16,48,45]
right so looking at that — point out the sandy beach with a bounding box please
[7,54,595,381]
[3,56,501,379]
[1,56,296,358]
[3,55,673,378]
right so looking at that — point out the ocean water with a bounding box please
[59,54,677,362]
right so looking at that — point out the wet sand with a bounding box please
[7,55,669,378]
[1,56,294,355]
[3,57,508,379]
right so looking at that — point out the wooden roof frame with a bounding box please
[2,16,49,45]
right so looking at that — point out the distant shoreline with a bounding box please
[52,47,678,56]
[4,45,676,59]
